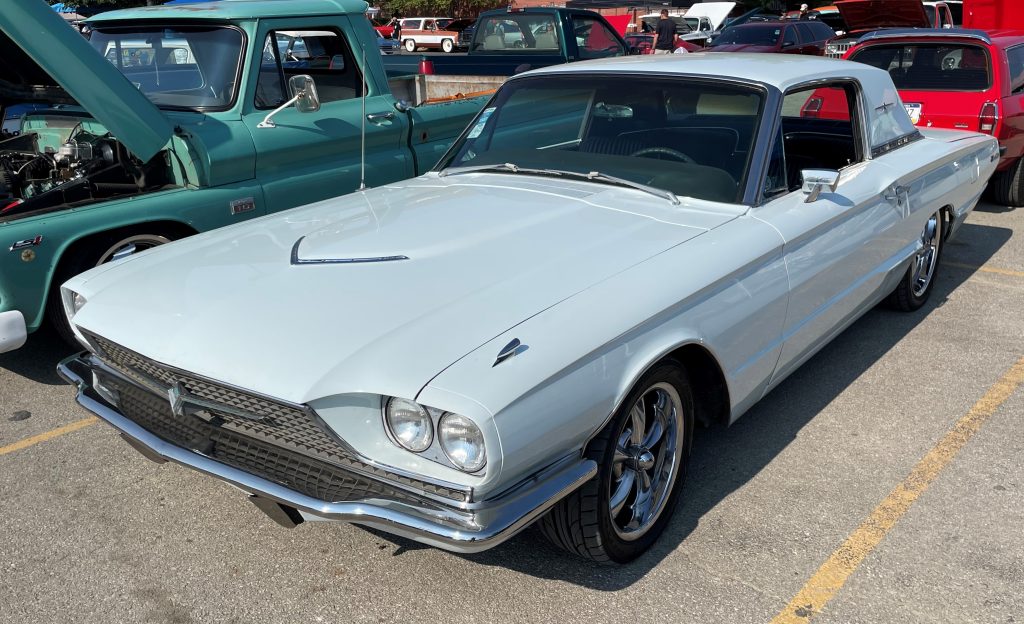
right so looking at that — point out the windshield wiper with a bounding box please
[440,164,679,204]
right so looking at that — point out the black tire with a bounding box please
[886,210,944,312]
[986,157,1024,207]
[539,360,694,563]
[46,231,173,348]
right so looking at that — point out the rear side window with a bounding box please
[1007,45,1024,93]
[473,14,560,52]
[795,23,814,43]
[782,26,798,48]
[849,43,992,91]
[572,16,625,59]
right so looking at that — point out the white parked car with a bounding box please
[59,54,998,563]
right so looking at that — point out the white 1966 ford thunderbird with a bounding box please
[58,54,998,563]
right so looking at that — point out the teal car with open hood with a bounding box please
[0,0,489,353]
[58,54,997,562]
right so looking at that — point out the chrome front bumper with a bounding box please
[0,310,27,353]
[58,353,596,553]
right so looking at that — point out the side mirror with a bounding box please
[802,169,840,202]
[257,74,320,128]
[289,74,321,113]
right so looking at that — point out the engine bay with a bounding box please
[0,121,173,221]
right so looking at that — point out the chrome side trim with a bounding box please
[290,237,409,265]
[58,354,597,553]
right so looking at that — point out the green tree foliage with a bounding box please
[379,0,503,18]
[61,0,169,8]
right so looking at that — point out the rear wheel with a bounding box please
[46,231,174,348]
[404,38,417,52]
[539,361,694,563]
[886,210,943,312]
[441,38,454,53]
[987,157,1024,207]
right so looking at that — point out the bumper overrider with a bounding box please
[57,351,596,553]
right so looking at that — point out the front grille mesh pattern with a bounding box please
[106,376,430,505]
[85,332,468,503]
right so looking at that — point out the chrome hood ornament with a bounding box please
[493,338,528,367]
[290,236,409,265]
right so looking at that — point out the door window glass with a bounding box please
[255,29,362,109]
[1007,45,1024,92]
[473,15,558,51]
[572,16,625,59]
[782,26,799,48]
[776,84,861,193]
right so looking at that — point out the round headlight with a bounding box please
[385,398,433,452]
[438,413,486,472]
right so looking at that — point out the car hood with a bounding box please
[69,174,741,404]
[685,2,737,31]
[708,43,777,52]
[835,0,930,33]
[0,1,172,162]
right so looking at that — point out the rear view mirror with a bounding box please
[289,74,321,113]
[802,169,840,202]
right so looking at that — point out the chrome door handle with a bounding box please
[366,112,395,123]
[883,185,907,203]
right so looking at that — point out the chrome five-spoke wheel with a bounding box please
[609,382,683,541]
[887,209,944,312]
[540,361,693,563]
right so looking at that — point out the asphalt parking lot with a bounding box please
[2,201,1022,624]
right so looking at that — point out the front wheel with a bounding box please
[886,210,943,311]
[539,361,694,563]
[404,39,417,52]
[441,38,454,53]
[47,231,175,348]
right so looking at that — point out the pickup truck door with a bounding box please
[242,19,415,213]
[754,84,907,390]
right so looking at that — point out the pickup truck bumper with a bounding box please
[0,310,27,353]
[57,353,596,553]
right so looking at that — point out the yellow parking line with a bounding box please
[0,416,98,457]
[946,262,1024,278]
[771,356,1024,623]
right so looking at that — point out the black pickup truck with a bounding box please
[382,7,628,77]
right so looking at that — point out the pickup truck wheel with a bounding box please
[539,361,693,563]
[987,157,1024,207]
[886,210,943,312]
[46,232,174,349]
[441,38,454,53]
[404,39,417,52]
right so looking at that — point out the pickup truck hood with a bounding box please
[835,0,930,33]
[685,2,737,31]
[0,1,172,161]
[70,174,739,404]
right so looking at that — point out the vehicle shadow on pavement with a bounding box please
[0,324,75,386]
[366,221,1012,588]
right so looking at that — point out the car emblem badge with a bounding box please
[168,382,187,417]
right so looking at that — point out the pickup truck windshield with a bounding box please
[90,26,243,110]
[441,75,763,204]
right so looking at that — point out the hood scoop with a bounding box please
[290,236,408,265]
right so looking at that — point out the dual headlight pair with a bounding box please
[384,397,486,473]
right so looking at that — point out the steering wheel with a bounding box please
[630,146,695,163]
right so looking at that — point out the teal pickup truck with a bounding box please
[0,0,491,353]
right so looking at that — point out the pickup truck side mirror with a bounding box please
[802,169,840,202]
[289,75,321,113]
[256,74,320,128]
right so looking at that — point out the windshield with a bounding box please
[440,76,764,204]
[90,26,243,110]
[850,43,992,91]
[713,25,781,46]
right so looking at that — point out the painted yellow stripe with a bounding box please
[0,417,98,456]
[946,262,1024,278]
[772,356,1024,623]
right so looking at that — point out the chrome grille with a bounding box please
[84,332,469,503]
[826,40,854,59]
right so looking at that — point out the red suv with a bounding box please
[844,29,1024,206]
[707,21,835,55]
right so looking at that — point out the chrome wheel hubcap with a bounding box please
[912,213,941,298]
[609,382,684,541]
[96,235,171,266]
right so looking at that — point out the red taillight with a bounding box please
[418,56,435,75]
[980,102,999,134]
[802,97,824,119]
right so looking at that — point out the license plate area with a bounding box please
[904,103,922,125]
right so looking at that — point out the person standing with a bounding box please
[654,9,676,55]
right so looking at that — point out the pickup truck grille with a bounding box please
[84,332,469,503]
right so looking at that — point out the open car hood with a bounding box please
[685,2,737,31]
[834,0,930,33]
[0,1,172,161]
[443,19,475,33]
